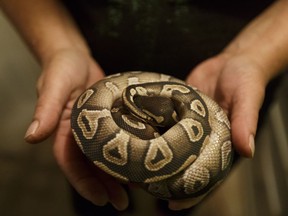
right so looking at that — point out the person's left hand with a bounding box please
[168,52,268,210]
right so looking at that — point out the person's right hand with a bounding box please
[24,48,130,211]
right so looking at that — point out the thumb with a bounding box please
[229,83,265,158]
[24,70,73,144]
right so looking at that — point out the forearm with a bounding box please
[224,0,288,82]
[0,0,89,64]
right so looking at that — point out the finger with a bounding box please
[24,69,73,144]
[229,84,265,158]
[97,169,129,211]
[168,197,203,211]
[53,127,109,206]
[55,123,129,209]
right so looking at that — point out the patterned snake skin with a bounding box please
[71,72,233,203]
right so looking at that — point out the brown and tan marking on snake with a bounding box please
[71,71,233,203]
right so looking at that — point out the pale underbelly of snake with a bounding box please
[71,71,233,204]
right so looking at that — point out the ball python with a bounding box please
[71,71,233,203]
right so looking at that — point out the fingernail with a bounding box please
[249,134,255,158]
[93,197,107,206]
[111,202,122,211]
[92,195,108,206]
[111,201,129,211]
[24,120,39,140]
[168,202,183,211]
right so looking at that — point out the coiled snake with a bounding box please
[71,72,233,203]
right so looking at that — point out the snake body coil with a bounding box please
[71,72,233,203]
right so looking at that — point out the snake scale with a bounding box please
[71,71,233,203]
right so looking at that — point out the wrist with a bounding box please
[26,6,90,65]
[223,0,288,83]
[223,43,286,85]
[35,33,90,66]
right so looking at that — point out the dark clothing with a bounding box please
[63,0,274,78]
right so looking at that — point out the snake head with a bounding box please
[122,84,179,130]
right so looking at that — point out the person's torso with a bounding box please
[63,0,274,78]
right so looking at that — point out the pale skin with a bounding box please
[1,0,288,211]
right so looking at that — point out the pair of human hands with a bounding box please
[24,48,266,211]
